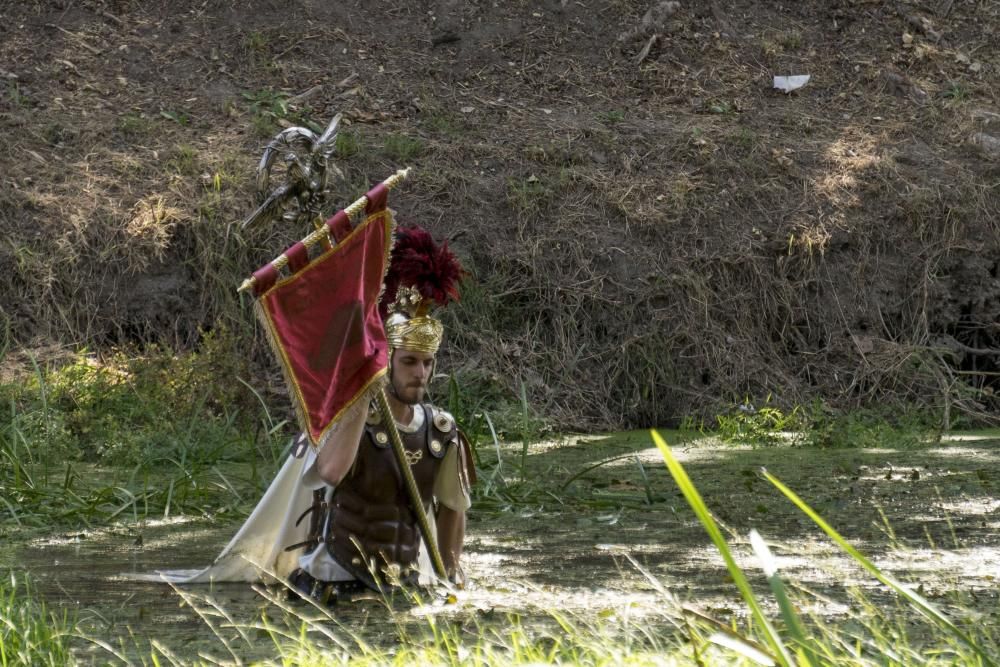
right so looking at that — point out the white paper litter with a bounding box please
[773,74,811,93]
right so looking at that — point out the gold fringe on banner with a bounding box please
[251,207,398,452]
[255,290,388,453]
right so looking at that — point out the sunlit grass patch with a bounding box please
[122,580,703,666]
[651,429,1000,666]
[0,573,76,666]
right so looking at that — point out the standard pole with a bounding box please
[374,387,449,580]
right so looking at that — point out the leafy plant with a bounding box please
[243,89,291,137]
[715,396,799,447]
[707,99,734,115]
[159,109,190,126]
[797,401,936,449]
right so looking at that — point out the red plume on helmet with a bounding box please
[380,225,465,320]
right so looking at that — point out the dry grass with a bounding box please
[0,1,998,429]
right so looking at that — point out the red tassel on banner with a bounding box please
[365,183,388,213]
[285,242,310,273]
[326,210,352,243]
[251,264,279,297]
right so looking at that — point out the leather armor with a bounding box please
[325,402,457,588]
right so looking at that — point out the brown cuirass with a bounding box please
[326,403,457,586]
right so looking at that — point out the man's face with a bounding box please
[390,348,435,405]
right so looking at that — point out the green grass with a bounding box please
[943,82,970,103]
[383,134,425,162]
[652,429,999,666]
[730,127,758,150]
[0,573,76,666]
[243,30,270,54]
[2,339,995,664]
[422,111,462,136]
[597,110,625,124]
[118,112,154,137]
[0,339,288,528]
[506,176,549,215]
[779,30,803,50]
[3,369,998,665]
[5,81,28,107]
[168,144,199,175]
[335,130,361,158]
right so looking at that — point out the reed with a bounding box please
[651,429,999,666]
[0,573,76,667]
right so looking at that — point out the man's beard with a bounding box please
[391,383,425,405]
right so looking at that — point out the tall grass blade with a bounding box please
[560,452,637,492]
[75,633,132,665]
[682,605,777,666]
[708,632,777,666]
[761,467,996,666]
[0,497,21,526]
[518,379,530,476]
[749,530,817,667]
[634,453,654,504]
[166,583,242,663]
[0,313,9,364]
[151,638,186,667]
[651,430,792,667]
[482,411,505,495]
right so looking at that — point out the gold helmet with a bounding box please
[380,226,464,354]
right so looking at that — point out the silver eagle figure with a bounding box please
[241,113,343,229]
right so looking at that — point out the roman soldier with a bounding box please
[286,225,474,602]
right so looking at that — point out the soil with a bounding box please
[1,1,999,428]
[7,431,1000,661]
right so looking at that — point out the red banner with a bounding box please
[255,209,394,447]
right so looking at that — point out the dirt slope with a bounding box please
[1,0,998,428]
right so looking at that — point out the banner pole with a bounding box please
[374,387,450,581]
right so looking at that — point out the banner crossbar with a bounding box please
[238,168,410,293]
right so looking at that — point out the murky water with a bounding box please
[7,431,1000,662]
[15,520,271,662]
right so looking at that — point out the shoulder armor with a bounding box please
[428,407,457,459]
[365,423,390,449]
[431,407,455,434]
